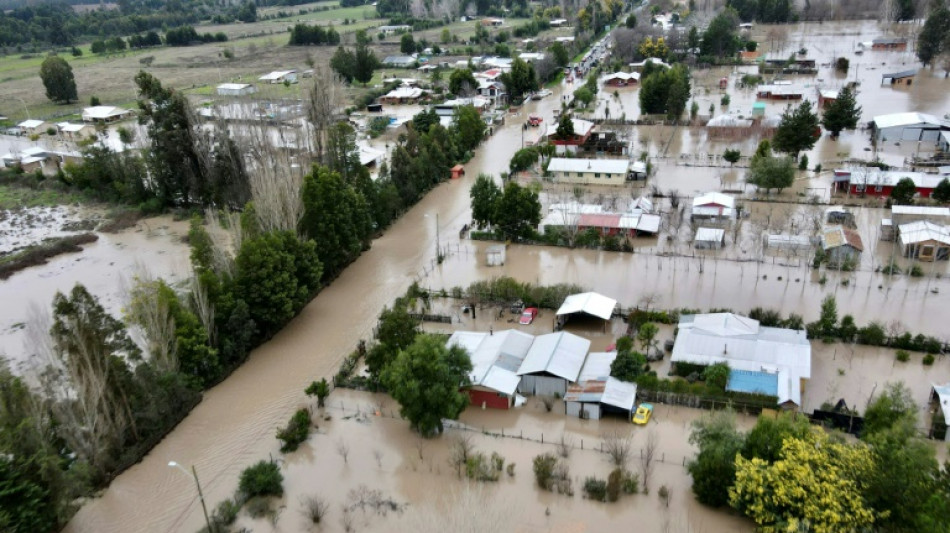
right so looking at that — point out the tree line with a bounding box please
[288,23,342,46]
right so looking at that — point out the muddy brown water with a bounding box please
[52,19,950,532]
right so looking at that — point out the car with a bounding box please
[632,403,653,425]
[527,115,543,127]
[519,307,539,325]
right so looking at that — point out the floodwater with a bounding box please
[56,19,950,533]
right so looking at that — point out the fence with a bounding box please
[636,389,775,416]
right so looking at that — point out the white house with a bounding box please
[546,158,631,186]
[691,192,736,221]
[56,122,95,139]
[17,119,47,135]
[216,83,256,96]
[81,106,132,123]
[671,313,812,408]
[448,330,534,409]
[258,70,298,84]
[564,351,638,420]
[516,331,591,397]
[518,52,545,63]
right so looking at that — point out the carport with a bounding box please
[555,291,617,331]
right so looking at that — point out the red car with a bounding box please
[519,307,539,325]
[528,115,543,127]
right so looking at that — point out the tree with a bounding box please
[723,149,741,165]
[687,410,745,507]
[500,57,537,101]
[609,337,646,382]
[330,46,357,82]
[400,32,416,54]
[572,86,594,107]
[550,41,569,67]
[701,8,740,57]
[365,304,420,381]
[449,68,477,95]
[40,55,78,104]
[235,230,322,337]
[742,412,811,463]
[636,322,658,352]
[687,26,700,50]
[638,64,690,118]
[494,181,541,240]
[554,113,575,139]
[821,86,861,138]
[509,147,540,173]
[625,13,637,27]
[864,422,940,531]
[730,430,878,533]
[453,105,486,152]
[747,153,795,193]
[237,0,257,22]
[918,6,950,67]
[816,294,838,337]
[702,362,730,390]
[300,165,372,279]
[890,177,917,205]
[305,378,331,408]
[772,101,819,158]
[933,178,950,203]
[353,44,380,85]
[863,382,917,436]
[470,173,501,229]
[382,334,472,436]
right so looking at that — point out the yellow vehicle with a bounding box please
[632,403,653,425]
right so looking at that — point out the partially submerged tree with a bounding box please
[821,86,862,138]
[772,101,819,159]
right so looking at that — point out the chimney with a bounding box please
[723,344,728,355]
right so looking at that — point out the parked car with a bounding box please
[519,307,539,325]
[527,115,543,127]
[632,403,653,425]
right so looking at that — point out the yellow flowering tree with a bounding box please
[730,429,879,533]
[638,37,670,59]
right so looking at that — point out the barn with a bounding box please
[516,331,591,397]
[447,330,534,409]
[870,112,947,143]
[564,351,637,420]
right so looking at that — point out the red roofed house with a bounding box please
[548,118,596,154]
[835,169,944,198]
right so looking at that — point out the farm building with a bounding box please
[691,192,736,222]
[382,56,417,68]
[539,206,660,237]
[378,25,411,34]
[378,87,426,105]
[817,88,838,109]
[546,158,631,186]
[897,221,950,261]
[564,351,638,420]
[694,227,725,249]
[56,122,94,140]
[602,72,640,87]
[821,226,863,264]
[447,330,533,409]
[872,37,908,51]
[881,69,916,86]
[216,83,256,96]
[81,106,132,123]
[258,70,297,84]
[671,313,812,408]
[16,119,46,135]
[0,146,49,172]
[516,331,591,397]
[891,205,950,226]
[555,291,616,329]
[837,169,944,198]
[870,112,947,142]
[756,84,804,100]
[766,234,814,252]
[930,384,950,441]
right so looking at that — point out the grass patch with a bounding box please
[0,185,85,209]
[0,233,99,279]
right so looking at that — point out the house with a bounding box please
[881,69,916,86]
[930,384,950,441]
[17,119,46,135]
[817,88,838,109]
[475,68,504,81]
[357,145,385,167]
[546,158,631,186]
[1,146,49,172]
[761,57,817,74]
[433,97,492,117]
[547,117,595,153]
[629,58,670,71]
[516,331,591,397]
[480,17,504,26]
[837,168,944,198]
[739,50,760,63]
[671,313,812,408]
[555,36,575,43]
[821,226,863,264]
[447,330,534,409]
[756,84,804,100]
[56,122,95,140]
[897,221,950,261]
[555,292,616,328]
[450,164,465,179]
[216,83,256,96]
[539,204,660,238]
[82,106,132,123]
[694,227,725,249]
[549,18,568,27]
[378,87,426,104]
[891,205,950,226]
[872,37,907,51]
[482,56,513,70]
[378,24,411,35]
[518,52,545,63]
[476,79,506,103]
[629,196,653,215]
[602,72,640,87]
[870,112,947,142]
[382,56,417,68]
[706,115,754,138]
[258,70,297,84]
[564,351,638,420]
[691,192,736,222]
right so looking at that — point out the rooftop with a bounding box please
[872,112,943,129]
[448,330,534,395]
[546,158,630,174]
[517,331,591,381]
[898,220,950,245]
[821,226,864,252]
[555,292,617,321]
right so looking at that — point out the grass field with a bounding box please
[0,184,85,210]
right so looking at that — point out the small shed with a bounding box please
[82,106,132,123]
[825,205,855,227]
[564,351,637,420]
[766,234,813,252]
[17,119,46,135]
[516,331,591,397]
[751,102,766,117]
[259,70,298,84]
[486,244,505,266]
[691,192,736,222]
[217,83,256,96]
[556,292,617,328]
[821,226,863,264]
[881,69,916,86]
[898,221,950,261]
[451,164,465,179]
[872,37,908,51]
[695,227,725,249]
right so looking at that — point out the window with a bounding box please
[594,173,601,178]
[577,172,582,177]
[875,185,883,192]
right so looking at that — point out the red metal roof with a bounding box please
[579,214,622,228]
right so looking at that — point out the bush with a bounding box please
[798,155,809,171]
[606,468,622,502]
[532,453,572,495]
[276,408,312,452]
[895,350,910,363]
[720,94,730,106]
[211,498,240,527]
[465,452,500,482]
[924,353,936,365]
[703,363,730,390]
[910,264,924,277]
[621,470,639,494]
[857,322,887,346]
[583,476,608,501]
[239,460,284,498]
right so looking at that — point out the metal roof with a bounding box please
[933,384,950,425]
[17,119,44,129]
[672,313,811,406]
[727,369,778,396]
[872,112,943,129]
[82,106,130,119]
[892,205,950,217]
[603,72,640,82]
[695,227,725,243]
[821,226,864,252]
[448,330,534,395]
[217,83,253,90]
[517,331,591,381]
[547,158,630,174]
[882,69,917,79]
[556,292,617,320]
[898,220,950,245]
[693,192,735,209]
[564,376,637,412]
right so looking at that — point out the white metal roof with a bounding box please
[707,115,753,128]
[853,170,945,189]
[603,72,640,82]
[630,58,670,69]
[629,196,653,213]
[17,119,44,129]
[872,112,944,130]
[383,87,424,99]
[892,205,950,217]
[671,313,811,406]
[259,70,296,81]
[548,202,603,214]
[517,331,591,381]
[448,329,534,395]
[898,220,950,245]
[82,106,129,120]
[59,123,88,133]
[217,83,253,90]
[556,292,617,320]
[547,158,630,174]
[695,227,725,243]
[933,384,950,425]
[819,89,839,99]
[693,192,735,209]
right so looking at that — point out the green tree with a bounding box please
[894,0,914,21]
[452,105,486,152]
[305,378,331,408]
[354,44,380,85]
[330,46,357,82]
[625,13,637,27]
[441,28,451,43]
[933,178,950,203]
[449,68,478,95]
[772,101,819,158]
[554,113,575,139]
[701,8,740,57]
[572,86,594,107]
[637,322,659,352]
[890,177,917,205]
[723,148,741,165]
[495,181,541,240]
[382,334,473,436]
[821,86,862,138]
[470,173,501,229]
[687,409,745,507]
[300,165,372,279]
[747,153,795,193]
[702,362,730,390]
[688,26,700,50]
[863,382,917,436]
[500,57,537,101]
[917,6,950,67]
[817,294,838,337]
[235,231,322,337]
[509,146,540,173]
[865,421,939,530]
[609,337,646,382]
[742,412,811,463]
[550,41,569,66]
[365,304,420,382]
[400,32,416,54]
[40,55,78,104]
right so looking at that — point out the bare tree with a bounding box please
[448,434,475,477]
[639,429,658,492]
[556,434,573,458]
[300,494,329,524]
[601,429,634,469]
[124,273,178,374]
[373,449,383,469]
[402,484,514,532]
[307,64,347,164]
[190,276,215,346]
[337,438,350,464]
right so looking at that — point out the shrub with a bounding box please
[910,264,924,277]
[895,350,910,363]
[465,452,500,482]
[301,495,329,524]
[583,476,608,501]
[798,155,809,171]
[702,363,730,390]
[211,498,240,527]
[606,468,622,502]
[857,322,887,346]
[621,470,639,494]
[276,408,312,452]
[533,453,557,489]
[720,94,730,106]
[658,485,671,507]
[924,353,936,365]
[239,460,284,498]
[246,496,272,518]
[507,462,516,476]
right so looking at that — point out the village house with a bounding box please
[16,119,46,135]
[564,351,638,420]
[56,122,95,140]
[629,58,670,71]
[546,158,631,186]
[691,192,736,222]
[870,112,947,142]
[756,83,804,100]
[547,117,595,153]
[671,313,812,409]
[216,83,256,96]
[476,79,506,104]
[382,56,417,68]
[258,70,298,84]
[820,226,863,264]
[518,52,545,63]
[694,227,726,249]
[881,69,916,86]
[872,37,908,51]
[82,106,132,123]
[602,72,640,87]
[516,331,591,397]
[447,329,534,409]
[480,17,504,26]
[1,146,48,172]
[555,291,617,329]
[897,221,950,261]
[377,86,426,105]
[817,88,838,109]
[539,203,660,238]
[378,24,411,35]
[835,168,944,198]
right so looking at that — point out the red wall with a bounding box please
[467,389,510,409]
[847,184,934,198]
